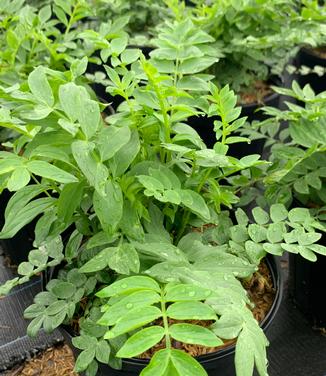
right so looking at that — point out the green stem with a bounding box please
[161,288,171,349]
[31,174,55,198]
[64,2,79,36]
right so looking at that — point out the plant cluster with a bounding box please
[183,0,325,94]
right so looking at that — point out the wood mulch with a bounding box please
[5,345,78,376]
[239,80,274,105]
[311,46,326,59]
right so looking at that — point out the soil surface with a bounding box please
[239,80,274,105]
[310,46,326,59]
[5,345,77,376]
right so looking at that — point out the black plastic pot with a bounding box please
[296,47,326,94]
[188,83,281,158]
[0,190,34,265]
[61,255,283,376]
[289,240,326,328]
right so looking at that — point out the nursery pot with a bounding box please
[0,190,34,265]
[296,47,326,94]
[61,255,283,376]
[188,79,281,158]
[289,239,326,327]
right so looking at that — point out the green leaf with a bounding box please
[50,281,76,299]
[28,67,54,107]
[140,349,170,376]
[27,315,45,337]
[0,278,19,296]
[98,290,161,326]
[93,180,123,234]
[166,302,217,320]
[96,276,161,298]
[0,158,23,175]
[58,83,86,122]
[244,241,266,264]
[298,232,321,246]
[75,348,96,373]
[170,349,207,376]
[133,242,187,263]
[165,284,212,302]
[235,320,268,376]
[27,161,78,184]
[29,249,48,267]
[18,262,34,276]
[178,189,210,221]
[7,167,30,191]
[96,340,111,364]
[0,197,55,239]
[71,57,88,78]
[59,83,100,139]
[24,304,45,319]
[72,140,108,190]
[39,5,51,23]
[79,247,112,273]
[210,313,243,339]
[298,246,317,262]
[78,99,101,140]
[267,223,286,243]
[235,208,249,226]
[252,207,269,225]
[109,243,140,275]
[230,225,249,242]
[195,253,255,278]
[104,306,162,339]
[43,310,67,332]
[248,224,267,243]
[72,335,97,350]
[98,126,131,161]
[85,360,98,376]
[263,243,284,256]
[117,326,165,358]
[169,324,223,347]
[270,204,288,223]
[109,130,140,177]
[138,175,165,192]
[58,182,85,225]
[308,244,326,256]
[58,119,79,136]
[288,208,311,223]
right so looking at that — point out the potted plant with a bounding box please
[1,37,326,375]
[295,0,326,94]
[253,81,326,327]
[162,0,325,156]
[0,0,132,262]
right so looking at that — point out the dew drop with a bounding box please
[121,283,128,289]
[188,291,196,297]
[126,303,133,309]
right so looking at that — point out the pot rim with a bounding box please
[241,77,283,110]
[300,46,326,63]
